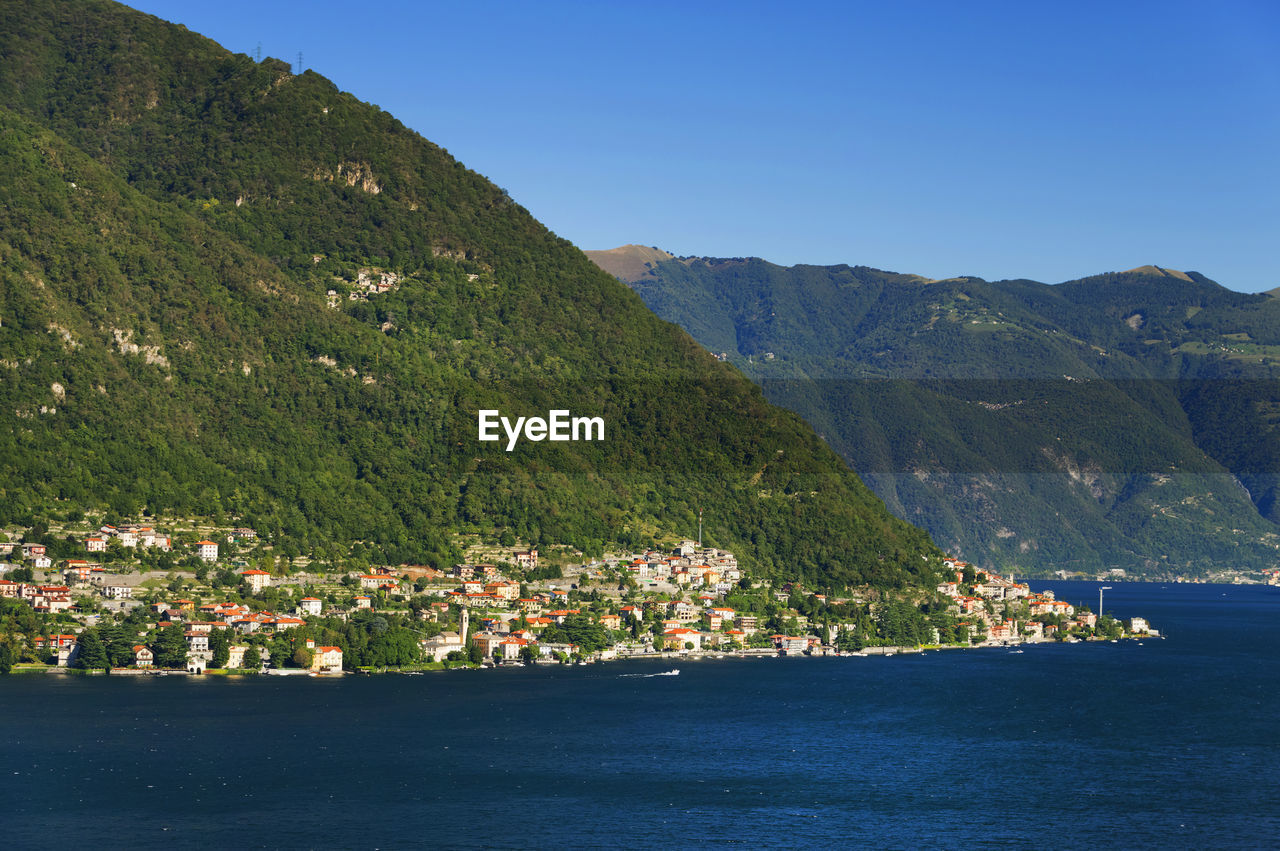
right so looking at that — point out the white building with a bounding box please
[240,569,271,593]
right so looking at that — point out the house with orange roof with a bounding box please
[36,634,79,651]
[133,645,153,667]
[240,569,271,594]
[470,632,506,657]
[486,581,520,601]
[663,627,703,652]
[497,637,528,661]
[298,597,323,616]
[987,620,1016,642]
[311,645,343,673]
[196,540,219,562]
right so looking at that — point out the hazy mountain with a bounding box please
[587,246,1280,576]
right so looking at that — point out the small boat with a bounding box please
[655,668,680,676]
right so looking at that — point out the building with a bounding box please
[486,581,520,601]
[312,645,343,673]
[196,540,219,562]
[663,627,702,652]
[133,645,153,667]
[85,537,107,553]
[513,549,538,570]
[772,635,813,654]
[298,597,323,616]
[421,631,464,662]
[240,569,271,593]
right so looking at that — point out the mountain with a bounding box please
[0,0,943,590]
[586,246,1280,577]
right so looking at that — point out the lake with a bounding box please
[3,581,1278,848]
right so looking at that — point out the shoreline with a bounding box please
[7,633,1156,679]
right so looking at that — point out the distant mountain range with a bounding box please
[0,0,943,590]
[588,245,1280,577]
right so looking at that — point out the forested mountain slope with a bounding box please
[0,0,942,589]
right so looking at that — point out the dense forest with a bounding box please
[0,1,943,590]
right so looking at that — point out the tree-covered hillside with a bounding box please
[589,247,1280,576]
[0,0,942,589]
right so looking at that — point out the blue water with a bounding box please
[3,581,1278,848]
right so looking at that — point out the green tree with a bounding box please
[75,629,110,670]
[0,643,15,675]
[155,622,187,668]
[209,628,231,668]
[99,622,136,668]
[835,628,864,652]
[242,644,264,671]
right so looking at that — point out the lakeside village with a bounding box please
[0,519,1159,676]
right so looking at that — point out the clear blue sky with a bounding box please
[128,0,1280,291]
